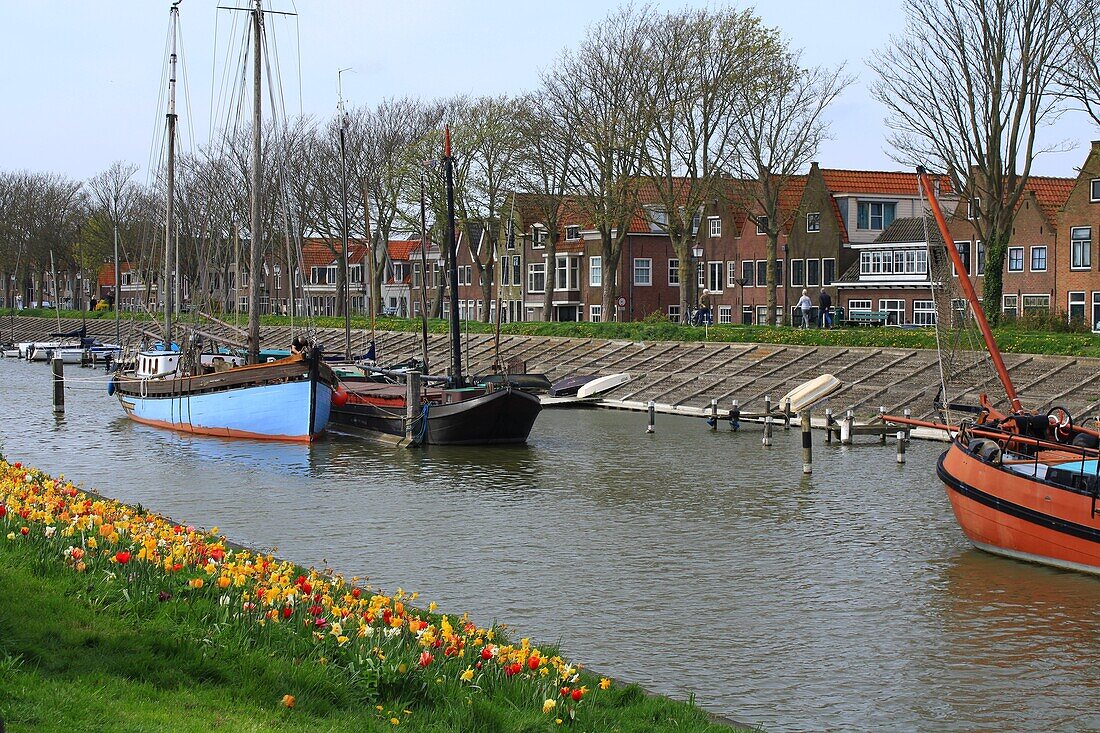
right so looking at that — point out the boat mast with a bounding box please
[917,167,1023,413]
[247,0,263,364]
[338,68,352,361]
[113,224,120,345]
[164,0,181,346]
[418,176,430,372]
[444,126,462,385]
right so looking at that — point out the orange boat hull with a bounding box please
[939,441,1100,574]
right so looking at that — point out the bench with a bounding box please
[845,310,891,327]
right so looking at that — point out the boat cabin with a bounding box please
[136,350,181,379]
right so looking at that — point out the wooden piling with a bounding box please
[763,395,771,421]
[879,406,887,444]
[801,409,812,474]
[709,399,718,431]
[729,399,741,432]
[763,414,773,447]
[782,398,792,430]
[646,400,655,434]
[841,409,854,445]
[405,372,421,442]
[896,430,907,464]
[825,408,834,444]
[903,408,912,441]
[51,357,64,414]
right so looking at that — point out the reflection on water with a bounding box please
[3,358,1100,733]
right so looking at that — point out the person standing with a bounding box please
[696,288,712,326]
[797,289,813,329]
[818,289,832,329]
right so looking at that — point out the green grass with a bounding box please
[0,527,750,733]
[6,307,1094,357]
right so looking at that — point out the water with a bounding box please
[3,358,1099,732]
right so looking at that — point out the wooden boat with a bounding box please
[549,374,600,397]
[332,380,541,446]
[780,374,841,413]
[576,372,631,399]
[477,372,552,393]
[889,169,1100,575]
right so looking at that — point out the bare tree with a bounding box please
[872,0,1074,321]
[641,7,780,322]
[730,49,850,325]
[543,7,654,320]
[515,93,577,321]
[1059,1,1100,127]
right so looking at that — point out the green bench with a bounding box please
[845,310,891,326]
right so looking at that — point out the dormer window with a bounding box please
[806,212,820,232]
[646,208,668,233]
[755,216,768,235]
[967,198,981,219]
[532,226,547,249]
[565,225,580,241]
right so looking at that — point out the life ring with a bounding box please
[1047,406,1073,442]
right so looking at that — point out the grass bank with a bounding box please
[5,307,1096,358]
[0,460,749,732]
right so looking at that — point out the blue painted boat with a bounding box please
[112,351,336,442]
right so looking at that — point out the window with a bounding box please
[742,260,755,287]
[555,256,579,290]
[976,241,985,276]
[589,256,602,287]
[589,304,602,323]
[823,258,836,286]
[565,226,580,241]
[806,212,820,232]
[633,258,652,286]
[880,299,905,325]
[1030,246,1047,272]
[647,208,668,233]
[913,300,936,326]
[500,260,509,286]
[806,259,821,287]
[742,306,753,324]
[1022,294,1050,314]
[857,201,896,230]
[668,259,680,286]
[1007,247,1024,272]
[756,260,767,287]
[1091,179,1100,202]
[755,305,769,325]
[328,265,338,283]
[465,265,473,286]
[697,262,704,289]
[527,263,546,293]
[1070,292,1086,323]
[1003,294,1018,319]
[718,305,732,324]
[709,217,722,237]
[967,198,980,220]
[954,241,972,276]
[667,305,680,323]
[791,259,804,287]
[692,212,702,235]
[848,299,872,314]
[1071,227,1092,269]
[533,227,547,248]
[727,261,738,288]
[707,262,724,292]
[1093,292,1100,332]
[756,216,768,235]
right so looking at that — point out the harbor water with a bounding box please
[2,358,1098,732]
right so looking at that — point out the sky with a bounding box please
[0,0,1096,183]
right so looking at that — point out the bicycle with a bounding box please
[688,306,713,327]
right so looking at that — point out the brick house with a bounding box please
[1057,141,1100,330]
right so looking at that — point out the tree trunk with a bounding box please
[980,228,1008,327]
[672,235,697,324]
[541,235,557,321]
[480,261,493,323]
[766,233,779,326]
[600,232,620,321]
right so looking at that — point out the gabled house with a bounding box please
[1057,140,1100,330]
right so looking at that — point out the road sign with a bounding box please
[617,296,626,307]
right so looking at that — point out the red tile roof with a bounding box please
[387,240,419,261]
[820,169,952,196]
[1023,176,1074,225]
[97,263,132,287]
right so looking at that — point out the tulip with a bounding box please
[19,527,28,536]
[528,656,540,670]
[418,651,433,667]
[481,647,494,660]
[571,689,584,702]
[281,694,295,708]
[543,699,557,714]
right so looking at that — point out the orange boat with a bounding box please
[891,169,1100,575]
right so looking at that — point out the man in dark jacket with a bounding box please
[818,289,832,329]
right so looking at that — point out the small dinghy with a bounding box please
[549,374,600,397]
[576,372,630,399]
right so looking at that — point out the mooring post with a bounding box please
[763,395,771,422]
[782,398,792,430]
[801,409,813,474]
[709,399,718,431]
[763,414,773,447]
[879,406,887,444]
[824,407,834,444]
[51,357,64,414]
[405,371,421,442]
[903,408,912,441]
[841,409,854,445]
[646,400,655,434]
[729,399,741,432]
[896,430,907,464]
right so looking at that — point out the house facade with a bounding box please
[1057,140,1100,330]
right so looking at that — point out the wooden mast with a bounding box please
[246,0,263,364]
[418,176,430,372]
[444,126,462,385]
[164,0,181,345]
[916,167,1023,413]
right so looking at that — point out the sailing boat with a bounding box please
[329,127,542,445]
[110,0,336,442]
[890,168,1100,574]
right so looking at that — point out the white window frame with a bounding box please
[589,256,602,287]
[823,258,836,286]
[1022,294,1050,314]
[1007,246,1024,272]
[726,261,738,288]
[806,259,821,287]
[707,261,724,293]
[806,212,820,232]
[709,217,722,237]
[527,262,546,293]
[755,216,768,235]
[697,262,705,289]
[742,260,754,287]
[1069,291,1086,323]
[532,226,547,249]
[667,304,681,323]
[791,259,804,287]
[879,298,905,325]
[1030,246,1047,272]
[1071,227,1092,270]
[913,300,936,326]
[633,257,652,286]
[848,299,872,314]
[967,198,980,220]
[717,305,732,324]
[1002,294,1018,318]
[668,258,679,286]
[589,304,602,323]
[1091,179,1100,203]
[565,225,580,241]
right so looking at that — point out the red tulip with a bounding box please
[282,606,293,619]
[351,588,361,599]
[19,527,28,536]
[481,647,493,660]
[0,505,6,518]
[560,687,571,697]
[528,656,540,670]
[418,651,433,667]
[115,551,131,564]
[475,661,483,670]
[571,689,584,702]
[209,547,225,562]
[301,582,312,595]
